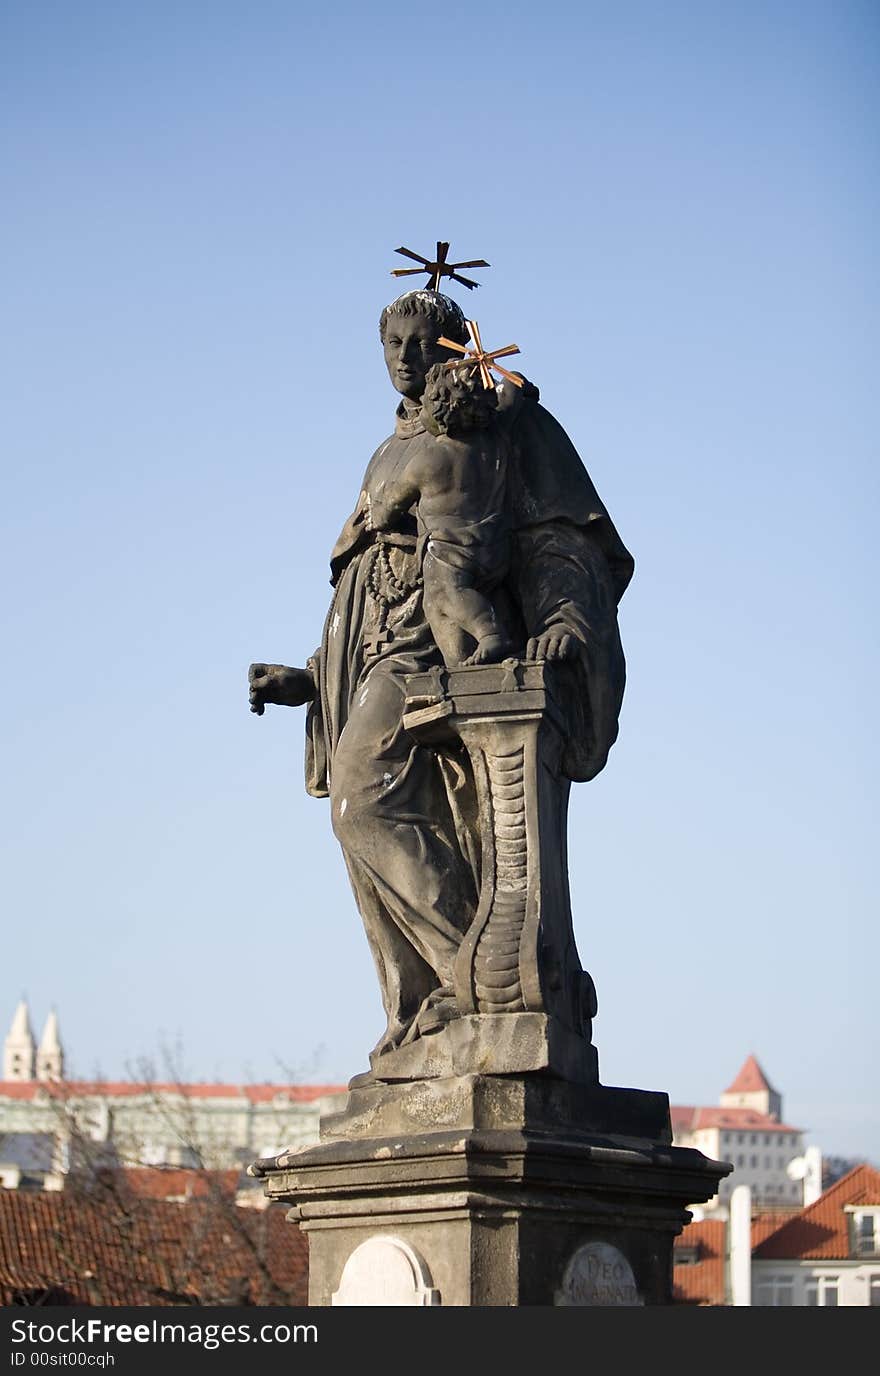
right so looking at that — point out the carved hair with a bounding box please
[378,290,470,347]
[420,363,498,436]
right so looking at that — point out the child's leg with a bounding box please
[423,553,511,666]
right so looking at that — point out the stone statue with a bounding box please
[248,279,730,1311]
[249,287,634,1086]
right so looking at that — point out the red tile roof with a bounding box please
[753,1163,880,1261]
[242,1084,345,1104]
[0,1188,308,1306]
[116,1167,240,1201]
[724,1055,775,1096]
[0,1083,41,1100]
[672,1173,880,1305]
[673,1210,798,1306]
[673,1220,726,1305]
[751,1211,796,1247]
[672,1106,799,1133]
[0,1081,345,1104]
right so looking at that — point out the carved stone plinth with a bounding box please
[250,665,733,1304]
[251,1075,732,1307]
[364,660,598,1084]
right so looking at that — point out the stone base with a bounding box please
[251,1074,731,1307]
[359,1012,598,1087]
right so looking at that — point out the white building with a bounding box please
[0,1003,344,1183]
[671,1054,806,1212]
[751,1164,880,1306]
[674,1165,880,1306]
[3,1001,36,1082]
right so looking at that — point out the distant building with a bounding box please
[673,1165,880,1306]
[671,1218,727,1305]
[0,1002,345,1186]
[671,1055,807,1212]
[2,1001,65,1083]
[752,1163,880,1306]
[0,1132,63,1191]
[35,1010,64,1082]
[3,1002,35,1082]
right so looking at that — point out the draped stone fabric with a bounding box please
[304,383,633,1055]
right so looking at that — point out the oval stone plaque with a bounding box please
[556,1241,643,1306]
[331,1236,440,1306]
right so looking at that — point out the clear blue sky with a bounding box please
[2,2,877,1161]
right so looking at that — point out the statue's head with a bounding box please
[420,363,497,437]
[379,290,470,402]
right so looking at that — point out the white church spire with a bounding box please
[36,1008,64,1082]
[3,999,36,1081]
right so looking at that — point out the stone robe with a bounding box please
[304,382,633,1056]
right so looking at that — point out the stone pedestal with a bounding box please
[251,662,731,1304]
[251,1075,731,1307]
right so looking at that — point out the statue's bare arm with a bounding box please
[248,663,316,715]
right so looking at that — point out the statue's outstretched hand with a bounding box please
[248,663,316,715]
[524,631,578,663]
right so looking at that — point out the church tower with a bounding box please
[36,1008,65,1082]
[3,1000,36,1081]
[719,1053,782,1121]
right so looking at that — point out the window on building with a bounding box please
[750,1134,757,1145]
[755,1275,794,1307]
[764,1134,770,1146]
[854,1213,879,1257]
[737,1154,745,1167]
[806,1276,840,1307]
[750,1154,758,1168]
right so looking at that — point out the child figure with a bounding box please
[371,363,513,668]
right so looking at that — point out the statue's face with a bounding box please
[382,312,453,401]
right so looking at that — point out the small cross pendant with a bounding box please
[363,626,395,657]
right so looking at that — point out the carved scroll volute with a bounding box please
[452,711,576,1026]
[402,660,594,1038]
[452,729,529,1016]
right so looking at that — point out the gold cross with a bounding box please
[436,319,523,391]
[391,241,489,292]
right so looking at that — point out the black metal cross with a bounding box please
[391,241,490,292]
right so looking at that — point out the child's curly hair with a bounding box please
[420,363,499,437]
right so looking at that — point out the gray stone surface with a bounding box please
[251,1072,730,1307]
[351,1013,598,1087]
[246,281,731,1305]
[331,1237,439,1307]
[556,1242,643,1306]
[314,1073,671,1146]
[248,287,633,1076]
